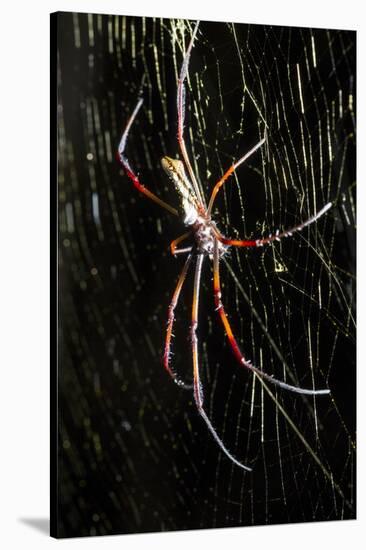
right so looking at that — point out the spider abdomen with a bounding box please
[161,156,202,225]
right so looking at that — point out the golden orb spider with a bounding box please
[118,21,331,471]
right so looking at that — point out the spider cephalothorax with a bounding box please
[118,20,331,471]
[191,218,227,258]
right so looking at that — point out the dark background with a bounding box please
[52,12,356,538]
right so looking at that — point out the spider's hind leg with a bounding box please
[117,98,179,217]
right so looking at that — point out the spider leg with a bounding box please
[118,98,179,217]
[213,202,332,248]
[170,232,192,255]
[173,247,194,256]
[213,239,330,395]
[177,21,206,209]
[164,253,194,389]
[207,137,266,216]
[191,254,252,470]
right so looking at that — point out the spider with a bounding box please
[117,21,331,471]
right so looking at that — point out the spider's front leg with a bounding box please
[213,202,332,248]
[163,253,193,389]
[212,239,330,395]
[190,254,252,471]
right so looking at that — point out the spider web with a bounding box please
[55,13,356,536]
